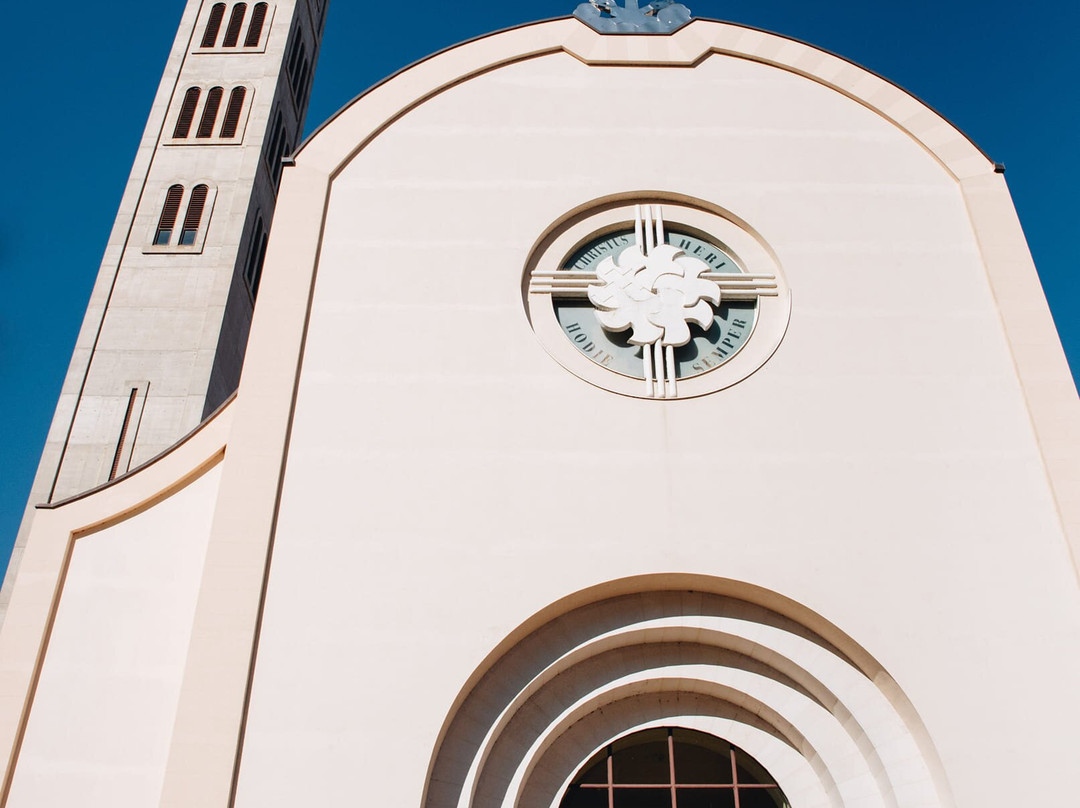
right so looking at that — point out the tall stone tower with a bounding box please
[3,0,327,609]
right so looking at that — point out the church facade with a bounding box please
[1,3,1078,808]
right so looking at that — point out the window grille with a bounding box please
[220,87,247,138]
[561,728,790,808]
[222,3,247,47]
[245,3,268,47]
[196,87,224,138]
[155,185,184,245]
[201,3,226,47]
[173,87,201,138]
[181,185,209,245]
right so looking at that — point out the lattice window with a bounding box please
[560,728,790,808]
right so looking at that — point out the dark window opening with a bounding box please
[109,388,140,481]
[244,218,268,298]
[201,3,226,47]
[265,110,288,189]
[196,87,224,138]
[220,87,246,138]
[295,56,310,110]
[173,87,201,138]
[155,185,184,245]
[245,3,268,47]
[222,3,247,47]
[560,728,789,808]
[286,34,304,86]
[180,185,209,245]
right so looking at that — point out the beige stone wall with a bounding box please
[5,463,222,808]
[229,28,1080,808]
[0,17,1075,808]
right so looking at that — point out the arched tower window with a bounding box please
[201,3,226,48]
[245,3,268,47]
[196,87,224,138]
[173,87,201,138]
[180,185,209,245]
[560,728,789,808]
[220,87,247,138]
[155,185,184,245]
[223,3,247,47]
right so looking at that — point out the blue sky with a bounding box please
[1,0,1077,571]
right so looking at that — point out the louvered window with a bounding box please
[180,185,209,245]
[245,3,268,47]
[196,87,224,138]
[173,88,201,138]
[220,87,246,138]
[155,185,184,245]
[201,3,226,47]
[223,3,247,47]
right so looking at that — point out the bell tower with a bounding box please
[2,0,328,611]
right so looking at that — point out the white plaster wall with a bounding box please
[234,53,1080,807]
[7,464,221,808]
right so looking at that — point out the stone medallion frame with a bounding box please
[525,195,791,399]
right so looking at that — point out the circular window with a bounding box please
[525,198,790,400]
[554,228,758,381]
[560,727,790,808]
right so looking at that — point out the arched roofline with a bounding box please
[39,392,235,512]
[292,16,994,182]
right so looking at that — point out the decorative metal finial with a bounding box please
[574,0,692,34]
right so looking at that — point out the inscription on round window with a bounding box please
[553,229,757,381]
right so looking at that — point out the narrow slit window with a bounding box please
[220,87,246,138]
[286,35,302,83]
[196,87,224,138]
[201,3,226,48]
[296,57,310,109]
[155,185,184,245]
[250,231,268,298]
[223,3,247,47]
[265,111,286,188]
[272,133,290,188]
[110,388,140,481]
[245,218,268,296]
[180,185,209,245]
[173,87,200,138]
[245,3,268,47]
